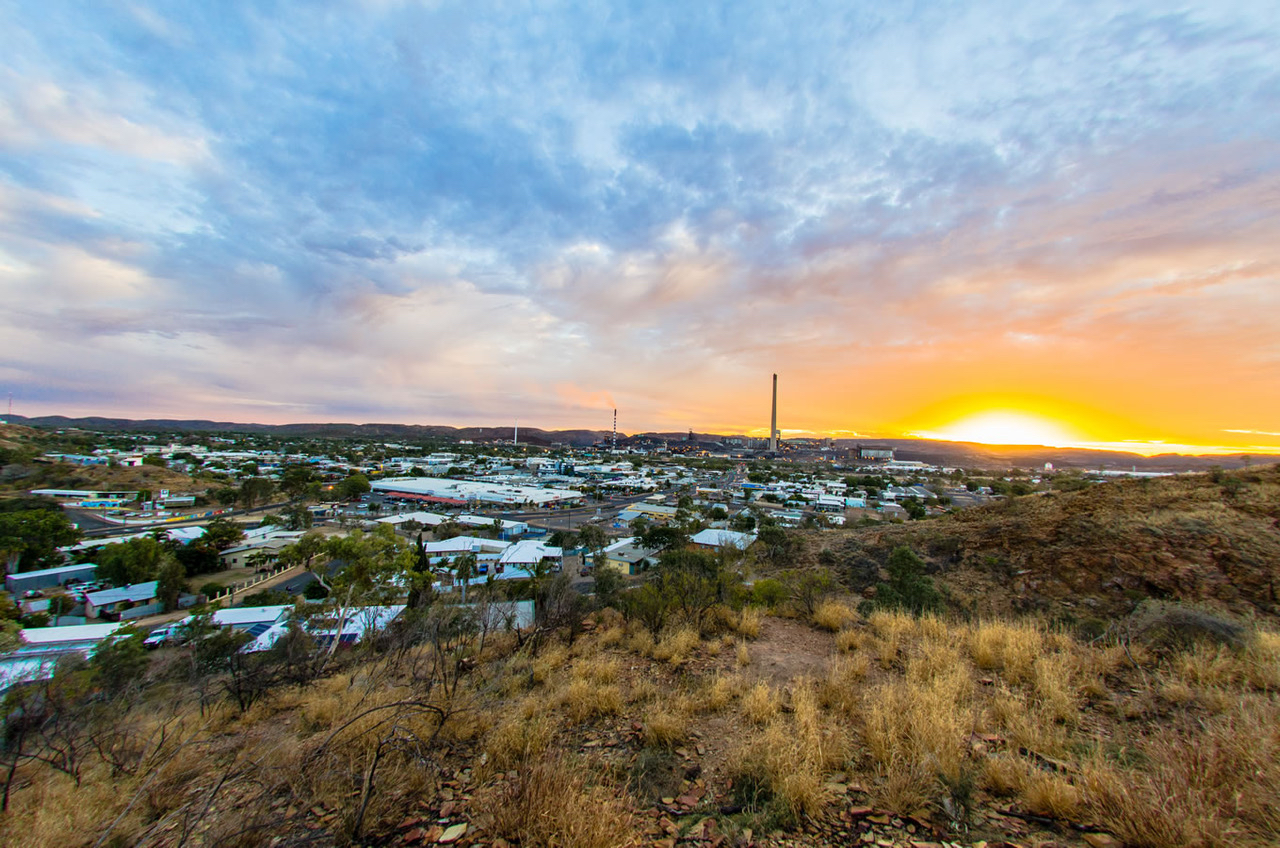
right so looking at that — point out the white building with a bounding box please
[372,477,584,507]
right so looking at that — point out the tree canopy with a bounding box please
[0,509,82,572]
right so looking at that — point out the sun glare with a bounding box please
[927,411,1080,447]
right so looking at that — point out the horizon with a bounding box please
[2,3,1278,458]
[7,410,1279,460]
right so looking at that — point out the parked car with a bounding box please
[143,623,184,649]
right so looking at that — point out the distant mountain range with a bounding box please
[4,415,1268,471]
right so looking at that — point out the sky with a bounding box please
[1,1,1278,455]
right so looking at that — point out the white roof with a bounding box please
[422,536,511,555]
[86,581,159,606]
[377,511,448,526]
[372,477,583,506]
[242,605,406,652]
[207,605,291,628]
[690,528,757,550]
[603,536,639,554]
[16,623,123,646]
[5,562,97,580]
[498,540,563,566]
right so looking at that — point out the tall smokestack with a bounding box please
[769,373,778,453]
[612,409,617,452]
[514,419,518,447]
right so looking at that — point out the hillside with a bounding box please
[0,423,209,498]
[4,416,611,447]
[3,600,1278,848]
[817,465,1280,623]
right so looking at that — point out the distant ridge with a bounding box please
[4,415,1269,470]
[4,415,608,447]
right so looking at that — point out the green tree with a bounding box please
[202,517,245,551]
[156,558,187,612]
[576,524,608,557]
[873,546,943,616]
[592,564,624,608]
[96,537,168,586]
[279,464,319,500]
[238,476,275,508]
[45,592,76,618]
[89,629,149,697]
[547,529,578,549]
[637,524,687,551]
[781,568,835,616]
[278,503,313,531]
[336,473,372,501]
[756,525,796,566]
[0,510,82,572]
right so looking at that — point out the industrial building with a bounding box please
[372,477,584,507]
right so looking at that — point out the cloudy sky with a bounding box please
[2,1,1278,453]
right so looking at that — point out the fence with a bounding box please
[206,562,297,606]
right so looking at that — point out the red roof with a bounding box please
[383,491,467,507]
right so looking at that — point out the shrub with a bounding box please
[750,578,787,608]
[872,547,943,616]
[1129,601,1247,651]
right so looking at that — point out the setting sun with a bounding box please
[920,411,1082,447]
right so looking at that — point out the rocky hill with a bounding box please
[820,464,1280,623]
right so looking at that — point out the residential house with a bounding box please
[689,528,758,552]
[84,581,159,620]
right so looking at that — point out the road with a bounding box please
[68,500,293,538]
[496,492,654,531]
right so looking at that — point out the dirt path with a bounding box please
[746,615,838,687]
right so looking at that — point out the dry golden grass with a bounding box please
[628,678,659,704]
[813,600,856,632]
[1157,675,1195,706]
[1082,694,1280,848]
[651,627,700,665]
[834,627,863,653]
[737,606,762,639]
[483,714,559,772]
[728,683,849,824]
[597,624,626,648]
[742,681,779,725]
[862,666,975,793]
[1,767,148,847]
[700,672,744,713]
[1032,653,1079,724]
[563,678,623,723]
[990,686,1071,758]
[981,753,1027,797]
[867,609,914,669]
[643,702,690,748]
[489,751,638,848]
[969,620,1043,684]
[1020,768,1082,820]
[532,643,570,684]
[1245,630,1280,689]
[574,656,620,685]
[906,639,966,685]
[821,653,871,716]
[736,640,751,667]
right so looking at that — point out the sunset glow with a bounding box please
[0,3,1278,457]
[918,412,1082,448]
